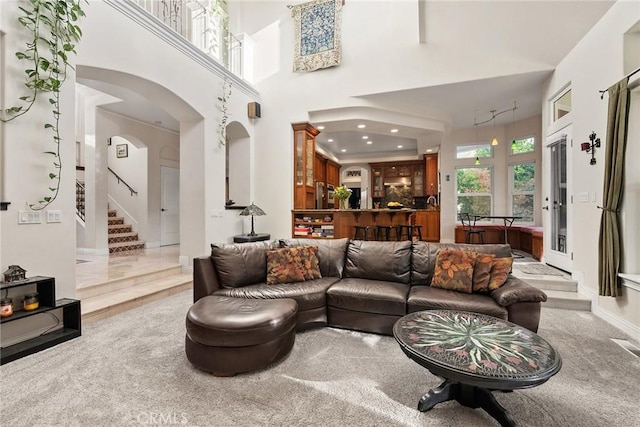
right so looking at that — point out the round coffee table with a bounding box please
[393,310,561,427]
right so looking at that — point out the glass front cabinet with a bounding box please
[292,122,320,209]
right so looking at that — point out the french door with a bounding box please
[543,127,572,272]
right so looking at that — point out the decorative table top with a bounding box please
[393,310,562,389]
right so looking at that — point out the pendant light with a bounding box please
[491,110,498,146]
[511,103,517,150]
[474,112,480,165]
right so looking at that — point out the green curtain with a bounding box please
[598,79,630,297]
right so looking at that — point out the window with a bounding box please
[456,144,492,160]
[510,137,535,155]
[510,162,535,223]
[553,89,571,122]
[456,167,492,217]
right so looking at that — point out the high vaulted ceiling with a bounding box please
[80,0,616,162]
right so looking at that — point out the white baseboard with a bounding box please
[579,282,640,343]
[76,247,109,256]
[145,241,160,248]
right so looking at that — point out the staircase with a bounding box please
[108,209,146,254]
[511,257,592,311]
[78,264,192,324]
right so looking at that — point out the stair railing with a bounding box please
[108,167,138,196]
[76,180,86,221]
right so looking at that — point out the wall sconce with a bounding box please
[581,131,601,165]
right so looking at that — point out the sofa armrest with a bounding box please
[193,256,221,302]
[490,276,547,307]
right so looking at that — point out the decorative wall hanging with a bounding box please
[290,0,343,72]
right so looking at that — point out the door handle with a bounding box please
[542,206,549,210]
[161,208,166,212]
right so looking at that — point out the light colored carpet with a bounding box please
[516,265,565,276]
[1,291,639,426]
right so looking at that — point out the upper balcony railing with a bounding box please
[133,0,245,79]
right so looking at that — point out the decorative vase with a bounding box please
[339,199,347,210]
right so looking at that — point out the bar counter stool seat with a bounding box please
[376,225,397,241]
[354,225,377,241]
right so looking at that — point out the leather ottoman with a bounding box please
[185,296,298,376]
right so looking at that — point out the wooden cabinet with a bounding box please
[371,166,384,198]
[293,122,320,209]
[326,160,340,187]
[415,210,440,242]
[314,153,326,182]
[425,153,438,197]
[412,165,424,197]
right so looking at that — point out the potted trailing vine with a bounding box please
[1,0,87,210]
[218,77,232,146]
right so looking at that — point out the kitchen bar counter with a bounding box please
[292,209,440,241]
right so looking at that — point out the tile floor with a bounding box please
[75,245,182,289]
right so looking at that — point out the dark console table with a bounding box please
[233,233,270,243]
[394,310,561,426]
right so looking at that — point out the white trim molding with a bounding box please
[104,0,259,100]
[579,283,640,343]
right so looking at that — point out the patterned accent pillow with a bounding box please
[430,249,477,294]
[472,253,496,292]
[487,257,514,291]
[266,246,322,285]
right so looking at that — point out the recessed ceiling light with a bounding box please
[317,125,325,130]
[397,145,403,148]
[341,149,347,152]
[357,124,366,129]
[426,149,433,153]
[328,138,334,142]
[390,129,398,133]
[366,141,373,145]
[362,136,368,139]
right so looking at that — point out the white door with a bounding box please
[160,166,180,246]
[543,126,572,272]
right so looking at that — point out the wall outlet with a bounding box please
[47,210,62,223]
[18,211,42,224]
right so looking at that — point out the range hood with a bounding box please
[384,177,412,186]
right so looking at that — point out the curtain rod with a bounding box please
[599,66,640,99]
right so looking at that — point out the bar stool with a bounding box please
[376,225,397,241]
[354,225,377,241]
[459,213,485,244]
[397,225,423,241]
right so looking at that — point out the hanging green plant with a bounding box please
[1,0,87,210]
[218,77,232,146]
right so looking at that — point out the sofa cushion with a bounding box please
[212,277,339,311]
[345,240,411,284]
[280,238,348,278]
[407,286,508,320]
[487,257,513,291]
[211,241,277,288]
[430,249,477,293]
[266,246,321,285]
[472,253,496,292]
[411,243,513,285]
[326,278,409,316]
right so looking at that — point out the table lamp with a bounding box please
[239,202,266,236]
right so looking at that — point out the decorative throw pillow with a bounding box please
[472,253,496,292]
[430,249,477,294]
[266,246,322,285]
[487,257,514,291]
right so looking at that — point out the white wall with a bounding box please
[542,0,640,338]
[1,3,77,298]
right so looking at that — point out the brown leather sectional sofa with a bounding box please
[193,238,547,334]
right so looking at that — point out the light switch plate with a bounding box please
[47,210,62,223]
[18,211,42,224]
[578,192,589,202]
